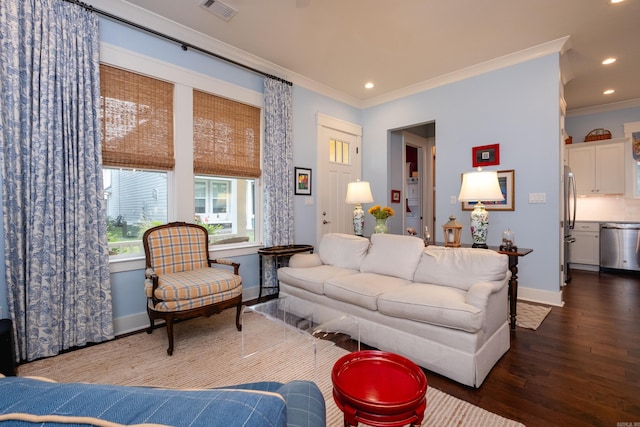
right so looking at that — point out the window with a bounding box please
[330,139,350,164]
[99,44,264,262]
[100,64,174,258]
[194,176,255,243]
[192,89,261,177]
[193,89,261,245]
[104,168,168,256]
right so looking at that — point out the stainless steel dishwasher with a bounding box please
[600,223,640,271]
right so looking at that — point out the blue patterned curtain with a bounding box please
[0,0,113,361]
[262,79,294,290]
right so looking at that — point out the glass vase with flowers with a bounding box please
[368,205,395,234]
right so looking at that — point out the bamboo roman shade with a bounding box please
[193,90,261,178]
[100,64,175,170]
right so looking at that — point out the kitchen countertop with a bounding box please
[576,220,640,224]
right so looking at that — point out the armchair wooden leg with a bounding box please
[235,301,242,331]
[165,318,175,356]
[146,308,155,334]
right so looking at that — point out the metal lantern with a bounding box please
[442,215,462,247]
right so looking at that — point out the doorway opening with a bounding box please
[388,122,436,240]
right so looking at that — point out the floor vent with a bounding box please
[199,0,238,21]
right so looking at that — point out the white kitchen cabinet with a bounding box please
[570,222,599,266]
[567,139,625,195]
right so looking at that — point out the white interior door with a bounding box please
[317,114,362,242]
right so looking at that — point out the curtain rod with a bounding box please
[62,0,293,86]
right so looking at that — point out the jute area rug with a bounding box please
[514,301,552,330]
[18,309,524,427]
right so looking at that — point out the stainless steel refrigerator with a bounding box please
[563,165,577,283]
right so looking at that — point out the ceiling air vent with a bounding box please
[199,0,238,22]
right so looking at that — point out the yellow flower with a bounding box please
[368,205,394,220]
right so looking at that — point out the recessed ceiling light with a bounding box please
[364,82,374,89]
[602,58,617,65]
[610,0,624,3]
[603,89,615,95]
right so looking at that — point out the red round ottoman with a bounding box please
[331,350,428,427]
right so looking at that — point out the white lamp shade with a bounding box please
[458,170,504,202]
[345,180,374,204]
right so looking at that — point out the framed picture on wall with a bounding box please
[462,169,515,211]
[391,189,401,203]
[294,167,312,195]
[472,144,500,167]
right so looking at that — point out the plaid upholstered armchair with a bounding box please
[143,222,243,355]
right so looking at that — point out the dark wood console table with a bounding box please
[257,244,314,301]
[433,243,533,330]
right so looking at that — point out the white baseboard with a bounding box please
[113,312,151,336]
[517,286,564,307]
[571,263,599,272]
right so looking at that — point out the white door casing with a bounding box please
[317,114,363,242]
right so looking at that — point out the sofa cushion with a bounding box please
[146,267,242,300]
[288,253,323,268]
[318,233,370,269]
[278,265,358,295]
[359,234,425,281]
[0,376,288,427]
[413,247,508,291]
[276,380,326,427]
[324,272,410,311]
[378,283,484,333]
[225,381,326,427]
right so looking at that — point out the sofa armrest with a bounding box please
[465,279,507,309]
[289,253,323,268]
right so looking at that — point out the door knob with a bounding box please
[323,220,331,224]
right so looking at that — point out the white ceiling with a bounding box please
[116,0,639,112]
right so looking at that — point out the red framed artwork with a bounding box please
[391,189,401,203]
[472,144,500,167]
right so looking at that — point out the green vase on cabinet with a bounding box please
[374,218,388,234]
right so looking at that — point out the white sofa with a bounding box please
[277,232,510,387]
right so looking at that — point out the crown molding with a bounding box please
[566,98,640,117]
[86,2,576,112]
[360,36,571,109]
[85,0,362,107]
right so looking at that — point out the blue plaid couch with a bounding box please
[0,376,326,427]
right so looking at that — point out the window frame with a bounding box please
[101,43,264,273]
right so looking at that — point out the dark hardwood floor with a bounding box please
[423,269,640,426]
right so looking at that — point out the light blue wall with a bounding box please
[292,86,362,245]
[566,106,640,141]
[99,20,360,331]
[100,19,264,93]
[0,17,581,326]
[0,18,360,329]
[361,54,563,296]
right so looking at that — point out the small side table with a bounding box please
[258,244,314,302]
[494,246,533,330]
[332,350,427,427]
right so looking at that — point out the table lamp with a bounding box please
[345,180,374,236]
[457,168,504,248]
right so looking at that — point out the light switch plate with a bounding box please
[304,196,314,205]
[450,195,457,204]
[528,192,546,203]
